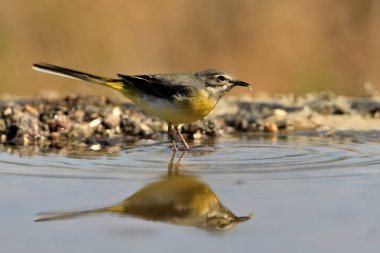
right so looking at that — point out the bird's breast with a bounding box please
[175,90,218,123]
[130,90,218,124]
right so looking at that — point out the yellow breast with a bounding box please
[126,90,218,124]
[174,90,217,123]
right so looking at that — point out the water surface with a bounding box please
[1,134,380,253]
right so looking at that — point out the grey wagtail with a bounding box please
[32,63,250,150]
[35,174,252,230]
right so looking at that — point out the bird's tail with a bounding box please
[34,204,125,222]
[32,63,125,91]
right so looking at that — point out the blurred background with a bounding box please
[0,0,379,97]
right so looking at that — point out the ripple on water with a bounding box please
[186,138,380,181]
[0,136,379,182]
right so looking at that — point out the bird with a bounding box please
[32,63,250,150]
[34,174,252,231]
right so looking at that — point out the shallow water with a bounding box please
[1,134,380,253]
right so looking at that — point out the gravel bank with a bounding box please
[1,92,380,147]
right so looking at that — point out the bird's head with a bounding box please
[202,205,253,231]
[195,69,250,99]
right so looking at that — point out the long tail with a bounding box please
[34,204,125,222]
[32,63,125,91]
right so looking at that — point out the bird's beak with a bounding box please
[236,213,253,223]
[232,80,250,87]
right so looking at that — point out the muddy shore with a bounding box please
[1,92,380,149]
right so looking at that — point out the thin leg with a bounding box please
[168,122,173,141]
[174,125,190,150]
[171,140,177,151]
[168,150,187,176]
[178,151,186,163]
[168,122,177,151]
[168,150,176,175]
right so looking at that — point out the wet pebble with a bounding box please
[0,119,6,132]
[264,122,278,133]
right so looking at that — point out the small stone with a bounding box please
[51,132,60,140]
[25,104,39,116]
[3,107,12,116]
[90,144,101,151]
[106,128,119,139]
[273,108,287,118]
[264,122,278,133]
[0,134,6,143]
[0,119,6,132]
[89,118,102,128]
[70,123,93,138]
[114,126,121,134]
[193,130,203,139]
[104,114,120,128]
[23,134,30,145]
[54,114,72,131]
[140,123,152,135]
[112,106,122,117]
[74,110,85,122]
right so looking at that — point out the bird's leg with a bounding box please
[168,149,176,175]
[177,151,186,163]
[168,122,177,151]
[173,125,190,150]
[168,150,186,176]
[171,140,177,151]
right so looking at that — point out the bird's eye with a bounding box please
[217,75,226,82]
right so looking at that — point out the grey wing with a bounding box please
[117,73,197,101]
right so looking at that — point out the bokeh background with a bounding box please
[0,0,379,97]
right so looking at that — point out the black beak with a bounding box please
[236,213,253,223]
[232,80,250,87]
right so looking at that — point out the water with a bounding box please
[1,134,380,253]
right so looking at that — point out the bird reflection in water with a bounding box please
[35,152,252,231]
